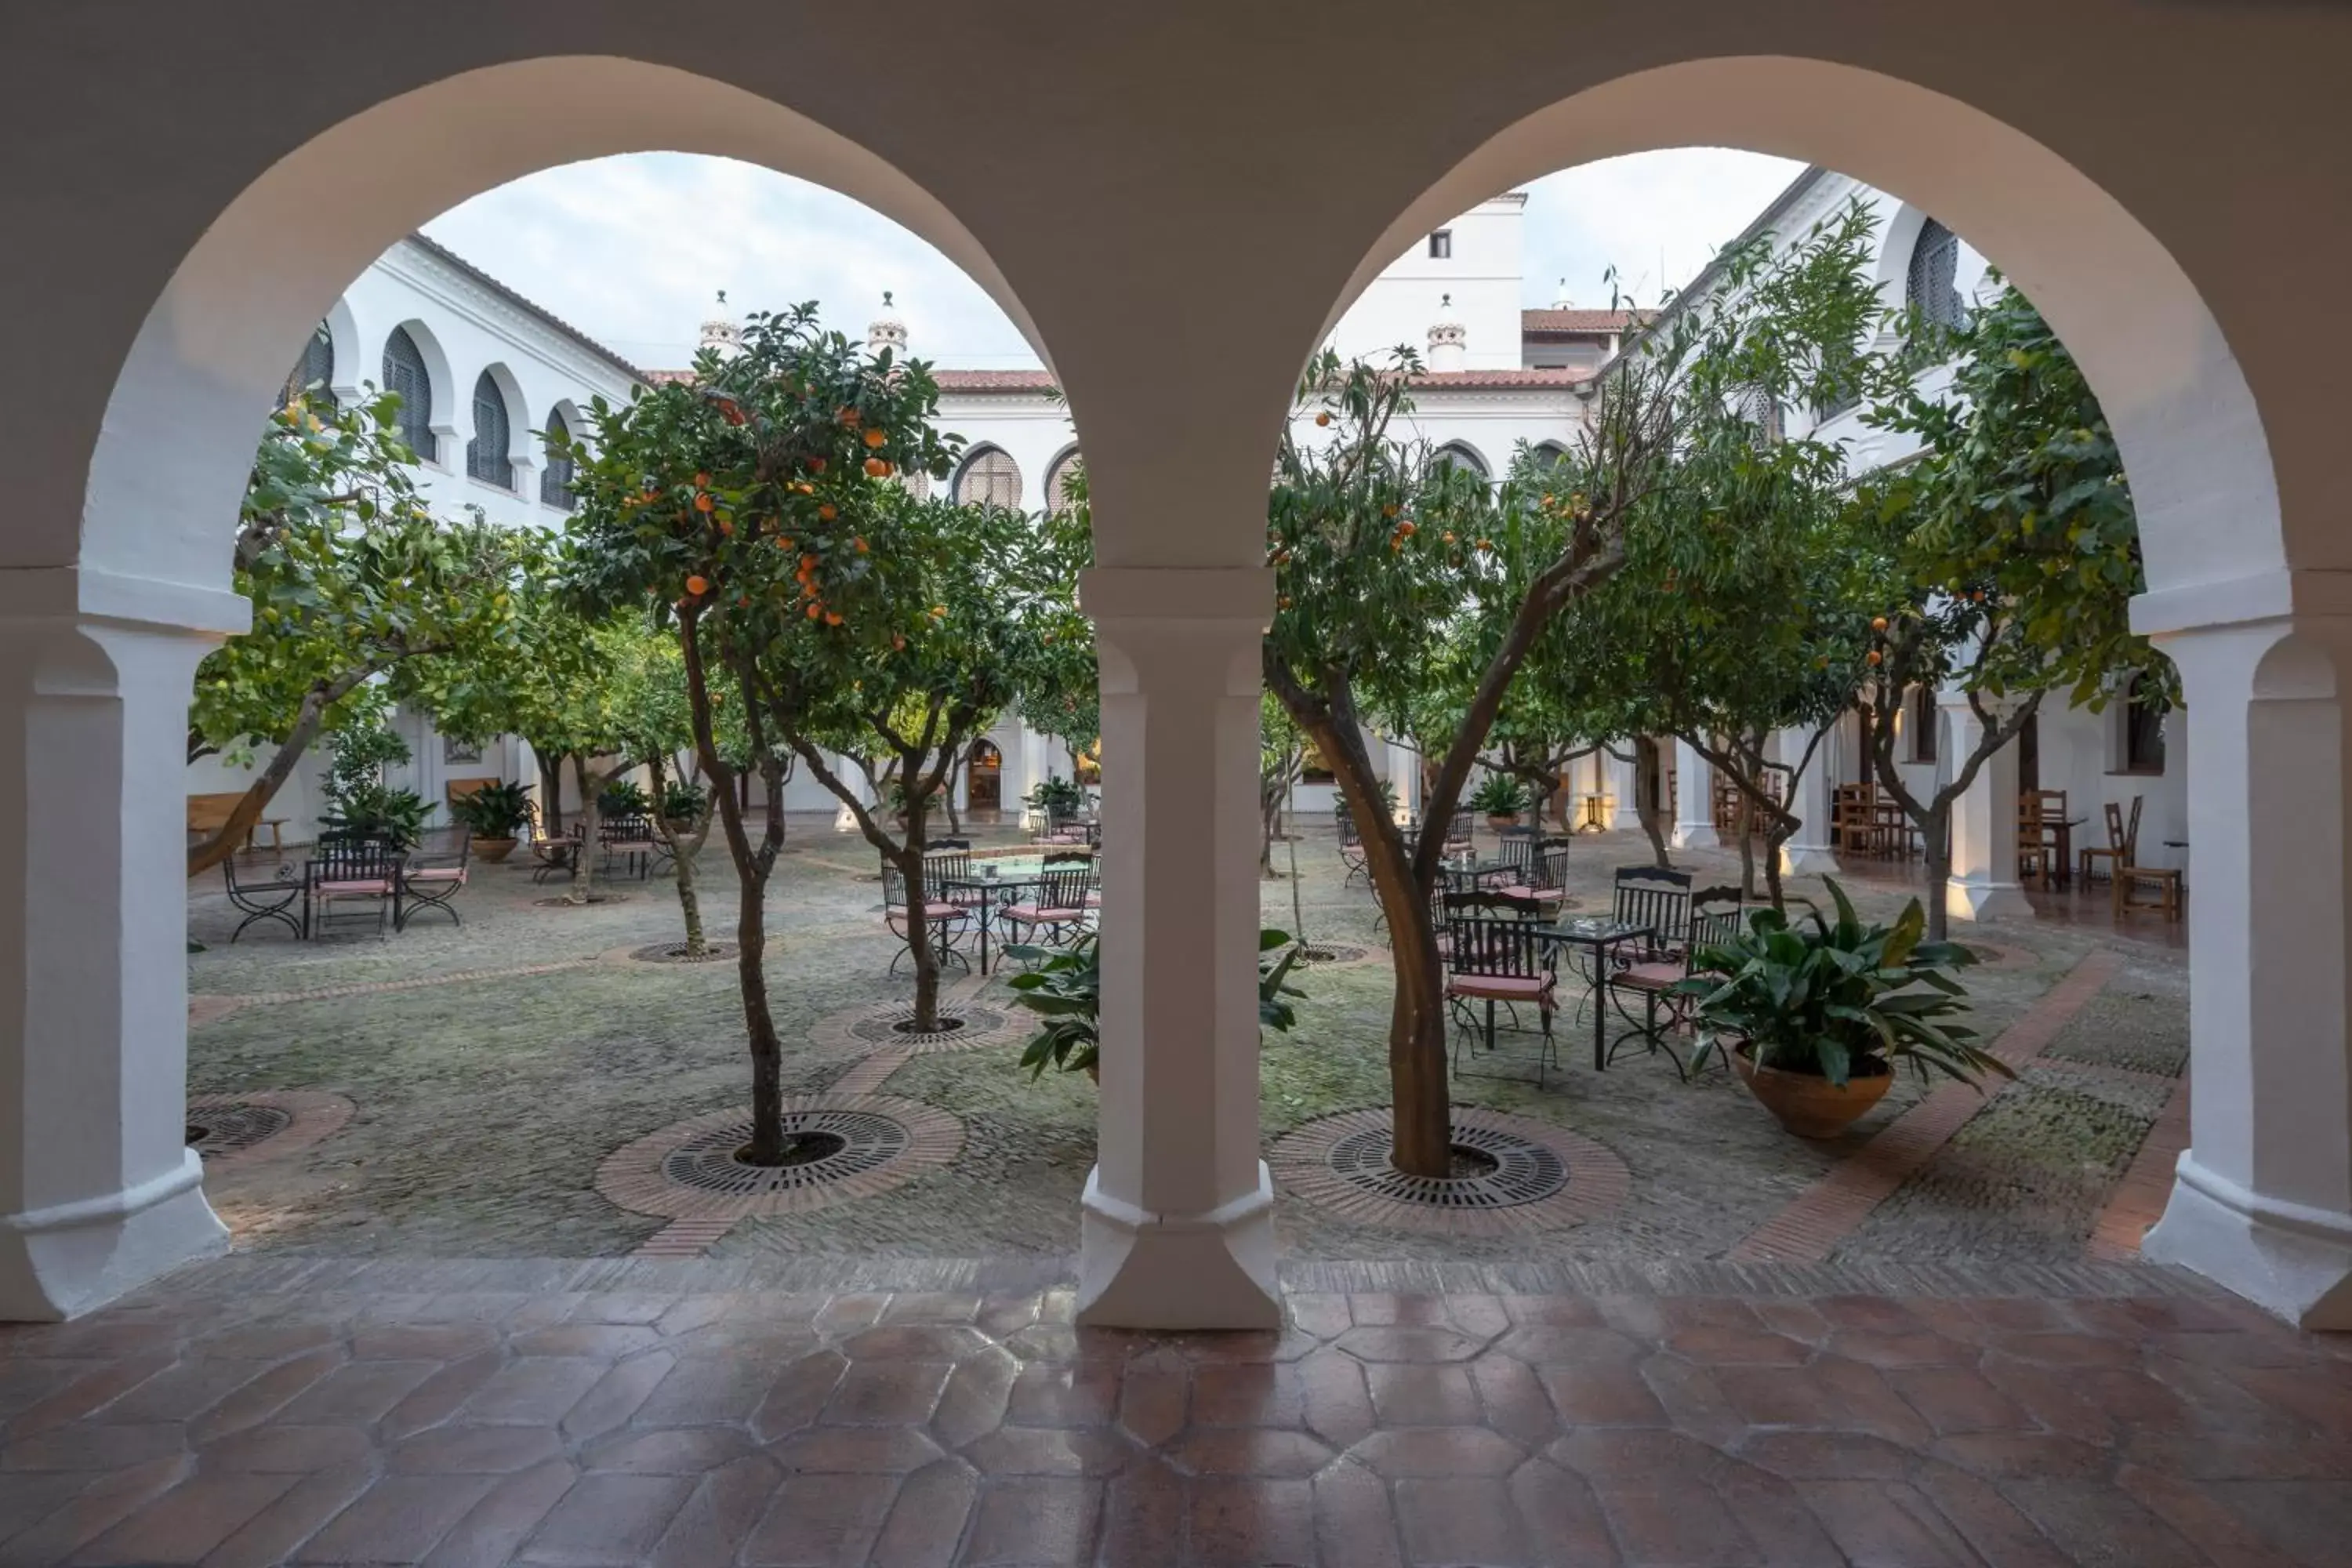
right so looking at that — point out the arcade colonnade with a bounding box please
[3,5,2350,1330]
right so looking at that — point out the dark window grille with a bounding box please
[1428,230,1453,259]
[953,446,1022,510]
[539,408,575,510]
[1435,442,1489,479]
[2124,673,2167,774]
[381,328,436,462]
[1044,448,1083,514]
[1910,686,1940,764]
[279,321,335,410]
[1907,219,1969,332]
[467,371,514,488]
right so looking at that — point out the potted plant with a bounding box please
[1023,773,1087,831]
[599,778,652,818]
[1678,880,2005,1138]
[1469,773,1530,829]
[1007,929,1305,1082]
[658,777,709,837]
[321,782,430,851]
[449,780,534,862]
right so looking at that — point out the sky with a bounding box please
[419,147,1804,375]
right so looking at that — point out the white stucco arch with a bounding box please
[381,317,455,463]
[73,54,1051,612]
[469,359,531,475]
[1314,56,2281,605]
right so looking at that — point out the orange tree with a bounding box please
[558,304,956,1161]
[1262,347,1679,1178]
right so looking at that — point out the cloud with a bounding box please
[1517,148,1807,308]
[416,149,1804,371]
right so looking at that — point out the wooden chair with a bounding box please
[2079,798,2134,887]
[2113,799,2183,920]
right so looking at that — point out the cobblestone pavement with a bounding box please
[188,818,2187,1272]
[1,1259,2346,1566]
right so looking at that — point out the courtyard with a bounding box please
[182,817,2189,1279]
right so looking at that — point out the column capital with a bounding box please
[1079,564,1274,624]
[0,565,248,638]
[2131,565,2352,638]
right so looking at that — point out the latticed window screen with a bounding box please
[953,447,1022,509]
[467,371,514,488]
[279,322,334,409]
[1907,220,1969,332]
[381,328,435,461]
[1435,442,1489,479]
[539,408,575,510]
[1044,449,1084,514]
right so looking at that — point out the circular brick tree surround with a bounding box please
[596,1093,964,1221]
[1269,1105,1630,1237]
[184,1089,354,1171]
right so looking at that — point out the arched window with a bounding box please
[540,408,576,510]
[1044,448,1084,514]
[1433,442,1489,480]
[467,370,514,488]
[279,321,334,411]
[1530,441,1571,472]
[381,327,435,461]
[1907,219,1969,332]
[2123,672,2167,774]
[953,446,1022,510]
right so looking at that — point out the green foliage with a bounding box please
[321,784,430,849]
[1011,466,1100,756]
[659,778,709,822]
[324,712,409,800]
[1678,880,2006,1090]
[1007,929,1305,1080]
[1467,774,1530,817]
[1856,281,2165,713]
[599,779,652,817]
[194,394,528,766]
[1025,774,1087,817]
[448,780,534,838]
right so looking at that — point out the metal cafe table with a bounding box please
[1533,915,1657,1071]
[934,855,1089,975]
[1437,856,1519,892]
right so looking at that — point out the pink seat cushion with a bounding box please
[1497,884,1563,902]
[1007,904,1084,922]
[1448,973,1554,1002]
[924,902,967,921]
[407,868,466,885]
[316,878,391,895]
[1611,960,1686,993]
[1083,891,1102,906]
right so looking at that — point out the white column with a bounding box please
[2143,613,2352,1328]
[1671,737,1718,848]
[1075,566,1279,1328]
[1943,695,2031,920]
[1601,750,1635,831]
[1776,727,1840,876]
[0,608,235,1319]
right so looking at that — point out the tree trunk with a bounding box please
[567,754,601,906]
[537,753,565,833]
[647,753,710,956]
[942,757,964,837]
[1287,803,1309,949]
[901,782,943,1035]
[1762,821,1789,913]
[1734,790,1757,899]
[1922,804,1955,944]
[185,673,363,877]
[1259,773,1287,877]
[1634,736,1671,867]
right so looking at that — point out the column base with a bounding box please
[2143,1152,2352,1330]
[1075,1162,1281,1330]
[0,1151,229,1321]
[1945,877,2031,922]
[1779,844,1840,877]
[1671,823,1719,850]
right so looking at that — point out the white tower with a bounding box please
[1426,293,1467,372]
[866,290,909,359]
[699,289,743,359]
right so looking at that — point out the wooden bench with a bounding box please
[187,790,286,850]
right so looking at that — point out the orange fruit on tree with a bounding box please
[685,575,710,597]
[718,520,734,535]
[1397,521,1417,536]
[862,427,887,448]
[818,503,837,521]
[864,457,892,477]
[1871,615,1889,631]
[837,405,860,427]
[1866,649,1883,666]
[695,493,715,513]
[807,602,822,619]
[1314,411,1330,427]
[806,456,826,474]
[695,471,710,487]
[929,604,947,619]
[825,611,844,626]
[854,536,868,553]
[892,634,906,651]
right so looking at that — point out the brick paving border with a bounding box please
[1730,947,2124,1264]
[594,1092,965,1222]
[183,1088,354,1172]
[630,1216,741,1259]
[1269,1105,1631,1238]
[2090,1073,2191,1261]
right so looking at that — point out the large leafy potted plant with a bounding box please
[1468,773,1530,829]
[449,780,534,862]
[1007,928,1305,1082]
[1678,880,2006,1138]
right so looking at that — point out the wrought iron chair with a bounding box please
[396,826,472,931]
[599,813,656,880]
[1606,883,1742,1079]
[307,833,401,941]
[1607,864,1693,966]
[1334,802,1371,888]
[1496,828,1571,911]
[1443,807,1476,858]
[1004,855,1094,953]
[881,859,971,975]
[221,848,303,942]
[1443,889,1559,1083]
[530,822,587,884]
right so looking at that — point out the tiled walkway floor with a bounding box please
[2,1261,2347,1565]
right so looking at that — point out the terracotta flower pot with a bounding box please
[1486,813,1520,829]
[1730,1042,1890,1139]
[471,837,518,864]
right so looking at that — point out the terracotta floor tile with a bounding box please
[1187,1476,1315,1566]
[71,1469,298,1565]
[1366,1363,1483,1427]
[293,1472,498,1563]
[463,1358,609,1425]
[1313,1458,1403,1568]
[1538,1363,1667,1426]
[960,1475,1102,1564]
[1395,1475,1533,1566]
[1189,1363,1301,1428]
[821,1359,953,1426]
[866,1459,975,1568]
[1591,1482,1762,1566]
[517,1472,695,1566]
[739,1470,900,1566]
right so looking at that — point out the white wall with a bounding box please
[1327,194,1526,370]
